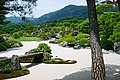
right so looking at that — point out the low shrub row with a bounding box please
[57,33,90,48]
[0,38,23,51]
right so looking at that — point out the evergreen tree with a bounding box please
[86,0,106,80]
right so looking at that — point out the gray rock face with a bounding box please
[56,33,62,39]
[49,38,57,43]
[43,52,51,60]
[10,43,20,48]
[114,42,120,54]
[11,55,21,70]
[73,44,80,49]
[0,36,5,42]
[59,41,68,47]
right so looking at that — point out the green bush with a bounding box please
[75,33,89,40]
[0,42,10,48]
[109,32,120,43]
[0,60,11,74]
[12,32,20,39]
[79,38,90,47]
[64,38,76,44]
[0,43,7,51]
[57,38,64,44]
[57,34,75,44]
[21,66,28,71]
[0,34,10,37]
[6,39,23,47]
[37,43,52,53]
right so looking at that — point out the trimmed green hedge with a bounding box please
[0,43,7,51]
[0,42,10,48]
[6,39,23,47]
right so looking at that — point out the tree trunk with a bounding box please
[86,0,106,80]
[117,0,120,12]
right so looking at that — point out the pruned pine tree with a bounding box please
[86,0,106,80]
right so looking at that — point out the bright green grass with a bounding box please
[17,37,41,41]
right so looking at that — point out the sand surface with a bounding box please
[0,41,120,80]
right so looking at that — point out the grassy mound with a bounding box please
[0,66,29,79]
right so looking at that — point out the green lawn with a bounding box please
[17,37,41,41]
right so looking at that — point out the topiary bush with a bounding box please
[57,34,75,44]
[64,38,76,44]
[79,38,90,48]
[75,33,89,40]
[0,42,10,48]
[12,32,20,39]
[6,39,23,48]
[37,43,52,53]
[0,43,7,51]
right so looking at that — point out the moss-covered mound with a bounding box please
[0,66,29,79]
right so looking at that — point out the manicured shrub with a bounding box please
[57,34,75,44]
[0,43,7,51]
[64,38,76,44]
[57,38,64,44]
[12,32,20,39]
[79,38,90,47]
[6,39,23,47]
[0,34,10,37]
[75,33,89,40]
[37,43,52,53]
[0,42,10,48]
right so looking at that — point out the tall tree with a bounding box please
[0,0,37,24]
[0,0,8,24]
[86,0,106,80]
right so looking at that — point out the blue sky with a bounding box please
[6,0,87,18]
[33,0,87,17]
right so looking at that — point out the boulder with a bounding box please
[114,42,120,54]
[49,38,57,44]
[11,55,21,70]
[59,41,68,47]
[0,36,5,42]
[43,52,51,60]
[56,33,62,39]
[73,44,81,49]
[10,43,20,48]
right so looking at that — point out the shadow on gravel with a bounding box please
[56,64,120,80]
[25,63,41,68]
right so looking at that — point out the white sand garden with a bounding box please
[0,41,120,80]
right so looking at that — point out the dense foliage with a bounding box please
[31,43,52,53]
[6,39,23,47]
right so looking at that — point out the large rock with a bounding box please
[49,38,57,44]
[10,43,20,48]
[56,33,62,39]
[114,42,120,54]
[11,55,21,70]
[0,36,5,42]
[43,52,51,60]
[73,44,81,49]
[59,41,68,47]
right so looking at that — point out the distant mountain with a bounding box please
[34,5,88,24]
[6,5,117,24]
[5,17,36,24]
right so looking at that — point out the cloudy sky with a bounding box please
[33,0,87,17]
